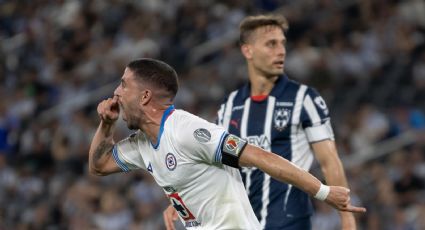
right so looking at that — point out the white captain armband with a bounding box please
[221,134,247,168]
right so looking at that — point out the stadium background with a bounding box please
[0,0,424,229]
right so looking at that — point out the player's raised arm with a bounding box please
[239,144,366,213]
[88,96,122,176]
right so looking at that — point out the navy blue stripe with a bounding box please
[214,132,227,162]
[112,145,130,172]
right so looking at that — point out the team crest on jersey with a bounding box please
[165,153,177,171]
[193,128,211,143]
[274,108,291,131]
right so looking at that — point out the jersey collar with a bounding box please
[240,74,290,99]
[151,104,175,149]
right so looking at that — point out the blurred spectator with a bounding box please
[0,0,424,229]
[349,104,390,153]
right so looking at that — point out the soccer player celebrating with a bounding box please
[89,58,365,229]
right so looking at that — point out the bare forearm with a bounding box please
[241,145,321,196]
[322,159,348,187]
[89,121,115,174]
[264,154,321,195]
[312,141,356,225]
[240,144,367,214]
[312,141,349,187]
[323,160,356,222]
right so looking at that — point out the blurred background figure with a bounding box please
[0,0,424,229]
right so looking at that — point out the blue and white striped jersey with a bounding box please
[217,75,335,229]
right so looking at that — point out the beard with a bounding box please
[122,112,139,130]
[120,102,141,130]
[125,115,139,130]
[127,122,139,130]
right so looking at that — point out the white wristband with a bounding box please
[314,184,330,201]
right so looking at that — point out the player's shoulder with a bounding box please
[171,109,203,122]
[286,78,321,96]
[168,109,222,147]
[168,109,209,129]
[286,77,307,89]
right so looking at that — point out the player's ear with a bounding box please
[241,44,252,59]
[140,89,152,105]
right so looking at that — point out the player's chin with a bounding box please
[269,68,284,76]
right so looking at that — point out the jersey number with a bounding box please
[168,193,195,221]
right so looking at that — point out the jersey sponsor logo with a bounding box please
[276,101,294,107]
[274,108,291,131]
[246,134,271,150]
[168,193,196,221]
[223,134,246,157]
[165,153,177,171]
[185,220,201,228]
[232,105,245,111]
[193,128,211,143]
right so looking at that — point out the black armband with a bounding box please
[221,134,247,168]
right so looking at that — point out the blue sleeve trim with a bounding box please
[112,145,130,172]
[214,132,227,163]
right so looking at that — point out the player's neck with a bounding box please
[248,72,279,96]
[140,103,173,146]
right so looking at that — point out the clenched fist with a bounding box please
[97,96,120,124]
[326,186,366,213]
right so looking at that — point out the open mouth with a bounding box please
[273,61,284,67]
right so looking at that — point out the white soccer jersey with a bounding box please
[113,106,261,229]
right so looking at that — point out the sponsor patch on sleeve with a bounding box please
[193,128,211,143]
[221,134,247,168]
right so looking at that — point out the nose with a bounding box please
[278,44,286,57]
[114,85,121,97]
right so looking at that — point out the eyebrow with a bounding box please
[265,38,286,43]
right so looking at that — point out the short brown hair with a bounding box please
[239,14,289,45]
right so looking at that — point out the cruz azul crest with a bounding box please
[274,108,291,131]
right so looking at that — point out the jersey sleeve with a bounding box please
[175,114,246,168]
[113,132,147,172]
[300,87,335,142]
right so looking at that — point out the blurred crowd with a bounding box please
[0,0,424,229]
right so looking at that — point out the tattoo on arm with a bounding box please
[94,140,113,161]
